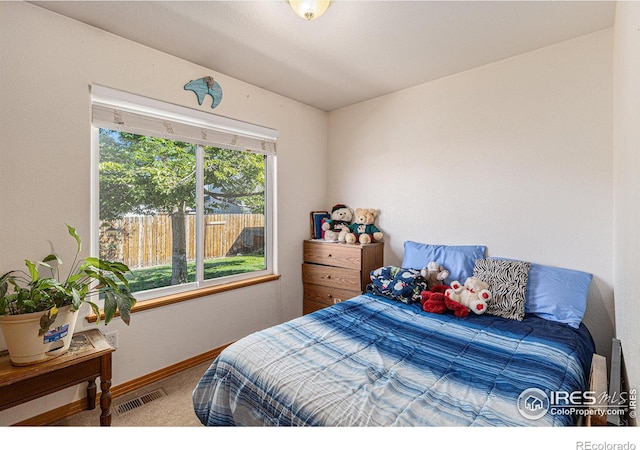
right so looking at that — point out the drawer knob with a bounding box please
[334,298,342,304]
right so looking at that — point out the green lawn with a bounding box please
[126,255,265,292]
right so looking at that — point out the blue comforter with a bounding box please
[193,293,595,426]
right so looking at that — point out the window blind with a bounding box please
[90,85,278,155]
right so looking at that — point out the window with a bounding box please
[91,85,277,301]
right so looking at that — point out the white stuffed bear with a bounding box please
[445,277,492,317]
[420,261,450,290]
[322,204,353,242]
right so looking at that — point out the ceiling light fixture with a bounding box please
[288,0,331,21]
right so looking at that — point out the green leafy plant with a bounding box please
[0,224,136,334]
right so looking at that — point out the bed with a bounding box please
[192,241,597,427]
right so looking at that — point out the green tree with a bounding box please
[99,130,265,286]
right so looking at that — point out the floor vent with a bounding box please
[114,388,167,416]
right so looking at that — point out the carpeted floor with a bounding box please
[53,360,214,426]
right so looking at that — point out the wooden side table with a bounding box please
[0,329,114,426]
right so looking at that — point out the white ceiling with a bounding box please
[31,0,616,111]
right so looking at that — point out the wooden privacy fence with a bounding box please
[101,214,264,270]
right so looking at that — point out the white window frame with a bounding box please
[90,85,278,302]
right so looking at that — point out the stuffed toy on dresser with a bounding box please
[321,204,353,242]
[345,208,383,244]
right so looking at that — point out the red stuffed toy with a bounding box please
[420,283,476,318]
[444,294,474,318]
[420,284,449,314]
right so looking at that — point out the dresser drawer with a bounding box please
[302,263,361,291]
[303,241,362,270]
[303,283,361,307]
[304,298,349,315]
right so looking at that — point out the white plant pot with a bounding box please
[0,305,78,366]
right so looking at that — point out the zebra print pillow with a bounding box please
[473,259,531,321]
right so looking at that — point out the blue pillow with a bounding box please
[524,262,592,329]
[401,241,487,285]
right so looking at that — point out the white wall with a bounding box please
[0,2,327,425]
[613,2,640,396]
[328,30,614,360]
[3,1,636,427]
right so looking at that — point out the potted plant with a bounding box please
[0,224,136,365]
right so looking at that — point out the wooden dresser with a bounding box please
[302,240,384,314]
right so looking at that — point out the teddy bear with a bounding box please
[321,204,353,242]
[419,284,468,317]
[420,261,450,290]
[344,208,383,244]
[444,277,492,318]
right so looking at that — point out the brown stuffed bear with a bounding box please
[344,208,383,244]
[420,261,450,290]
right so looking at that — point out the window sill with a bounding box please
[85,273,281,323]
